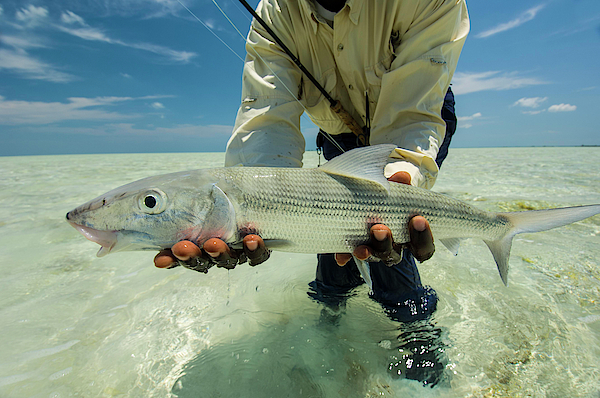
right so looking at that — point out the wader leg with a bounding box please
[435,86,457,168]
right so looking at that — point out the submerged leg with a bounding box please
[369,250,448,387]
[308,253,364,325]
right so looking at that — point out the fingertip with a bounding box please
[335,253,352,266]
[371,224,391,242]
[203,238,229,258]
[154,250,176,268]
[410,216,429,232]
[243,234,261,252]
[172,240,202,261]
[353,245,371,261]
[388,171,411,185]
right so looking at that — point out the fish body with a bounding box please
[67,145,600,285]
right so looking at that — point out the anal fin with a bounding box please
[353,255,373,293]
[440,238,461,256]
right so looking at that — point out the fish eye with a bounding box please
[137,189,167,214]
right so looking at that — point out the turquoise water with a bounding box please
[0,148,599,397]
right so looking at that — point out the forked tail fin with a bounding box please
[485,204,600,286]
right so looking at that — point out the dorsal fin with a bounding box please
[319,144,396,189]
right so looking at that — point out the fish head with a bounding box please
[66,170,232,257]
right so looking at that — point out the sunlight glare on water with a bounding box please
[0,148,598,397]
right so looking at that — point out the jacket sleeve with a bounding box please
[373,0,469,188]
[225,1,306,168]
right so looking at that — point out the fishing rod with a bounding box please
[236,0,368,146]
[178,0,346,153]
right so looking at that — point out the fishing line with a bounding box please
[212,0,346,153]
[176,0,346,154]
[176,0,245,62]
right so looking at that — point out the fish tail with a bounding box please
[485,204,600,286]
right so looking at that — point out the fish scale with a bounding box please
[66,144,600,285]
[213,166,511,254]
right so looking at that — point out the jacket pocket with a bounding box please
[364,52,395,102]
[303,67,337,108]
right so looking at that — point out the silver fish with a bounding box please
[66,145,600,286]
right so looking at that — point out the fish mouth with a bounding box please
[68,221,118,257]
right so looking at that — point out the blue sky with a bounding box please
[0,0,599,156]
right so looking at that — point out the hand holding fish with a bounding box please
[153,171,435,272]
[154,234,270,272]
[335,171,435,266]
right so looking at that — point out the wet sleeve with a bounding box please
[372,0,469,188]
[225,0,306,168]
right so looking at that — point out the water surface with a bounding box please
[0,148,599,397]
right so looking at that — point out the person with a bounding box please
[154,0,469,386]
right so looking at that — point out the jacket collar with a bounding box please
[300,0,363,33]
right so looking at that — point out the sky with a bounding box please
[0,0,599,156]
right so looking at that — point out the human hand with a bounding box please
[154,234,271,273]
[334,171,435,267]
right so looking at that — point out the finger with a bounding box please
[388,171,411,185]
[352,245,371,261]
[368,224,402,266]
[369,224,393,253]
[243,234,261,252]
[171,240,202,261]
[408,216,435,262]
[204,238,238,269]
[243,235,271,266]
[203,238,230,258]
[335,253,352,266]
[154,250,178,269]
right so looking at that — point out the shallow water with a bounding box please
[0,148,599,397]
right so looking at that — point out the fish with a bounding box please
[66,145,600,286]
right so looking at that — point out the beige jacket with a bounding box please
[225,0,469,188]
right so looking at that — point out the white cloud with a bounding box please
[56,25,196,63]
[549,15,600,38]
[457,112,482,128]
[0,95,173,125]
[577,86,596,92]
[0,35,47,49]
[55,25,112,43]
[513,97,548,108]
[124,41,196,63]
[523,110,546,115]
[0,48,76,82]
[477,5,546,38]
[0,5,196,86]
[452,71,547,95]
[16,123,234,139]
[60,11,87,26]
[15,5,49,27]
[458,112,482,122]
[151,102,165,109]
[0,5,4,16]
[97,123,232,137]
[121,73,132,78]
[548,104,576,112]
